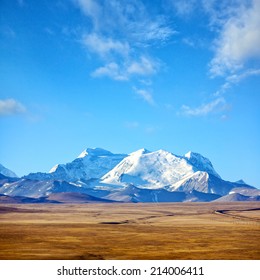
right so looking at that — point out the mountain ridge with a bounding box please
[0,164,18,178]
[0,148,258,203]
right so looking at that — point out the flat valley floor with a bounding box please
[0,202,259,260]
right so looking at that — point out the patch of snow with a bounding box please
[184,151,220,178]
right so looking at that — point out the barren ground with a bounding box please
[0,202,259,260]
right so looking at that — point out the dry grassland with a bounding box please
[0,202,259,260]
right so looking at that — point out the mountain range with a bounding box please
[0,148,259,203]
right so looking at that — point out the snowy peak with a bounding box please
[0,147,257,202]
[49,164,66,174]
[129,148,150,156]
[102,149,196,189]
[184,151,221,178]
[77,148,113,158]
[27,148,127,182]
[49,164,60,173]
[0,164,18,178]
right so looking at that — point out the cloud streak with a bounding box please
[127,56,159,76]
[91,62,128,81]
[226,68,260,84]
[170,0,197,17]
[181,97,227,117]
[133,87,155,105]
[75,0,175,44]
[0,99,26,116]
[82,33,130,58]
[91,55,159,81]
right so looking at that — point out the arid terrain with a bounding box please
[0,202,259,260]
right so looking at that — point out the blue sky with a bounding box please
[1,0,260,187]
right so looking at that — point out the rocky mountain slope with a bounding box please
[0,148,258,203]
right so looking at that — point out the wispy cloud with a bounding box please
[128,16,175,46]
[73,0,175,103]
[0,99,26,116]
[75,0,174,44]
[74,0,101,30]
[70,1,177,109]
[82,33,130,58]
[181,97,228,117]
[133,87,155,105]
[91,55,158,82]
[214,68,260,97]
[177,0,260,118]
[188,66,260,118]
[91,62,128,81]
[209,0,260,77]
[226,68,260,84]
[127,56,159,76]
[170,0,197,17]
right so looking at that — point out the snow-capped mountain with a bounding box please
[0,147,258,202]
[0,164,18,178]
[25,148,127,182]
[101,149,222,192]
[102,149,195,188]
[184,151,221,178]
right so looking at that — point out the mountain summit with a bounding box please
[184,151,221,178]
[26,148,127,182]
[77,148,114,158]
[0,148,258,202]
[102,149,196,189]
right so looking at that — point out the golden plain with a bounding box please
[0,202,259,260]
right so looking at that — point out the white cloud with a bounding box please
[226,68,260,83]
[133,87,155,105]
[83,33,130,58]
[0,99,26,116]
[210,0,260,76]
[74,0,99,16]
[75,0,174,80]
[213,68,260,97]
[127,56,158,76]
[91,56,159,81]
[170,0,197,16]
[75,0,175,44]
[74,0,175,106]
[181,97,227,116]
[74,0,101,29]
[91,62,128,81]
[129,17,175,45]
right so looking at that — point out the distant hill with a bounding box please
[46,192,116,203]
[214,193,260,202]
